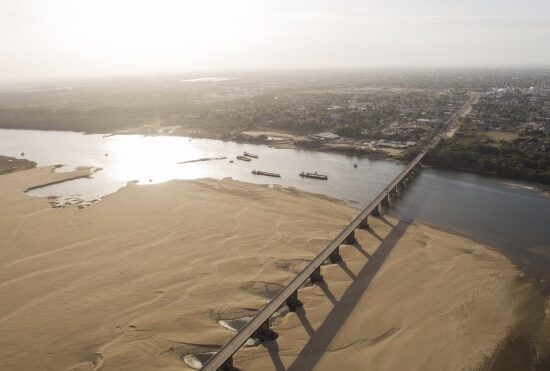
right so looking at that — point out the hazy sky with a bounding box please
[1,0,549,81]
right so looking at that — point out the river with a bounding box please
[1,129,549,288]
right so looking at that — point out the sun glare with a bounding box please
[106,135,206,183]
[49,0,262,72]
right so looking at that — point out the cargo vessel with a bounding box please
[251,170,281,177]
[299,171,328,180]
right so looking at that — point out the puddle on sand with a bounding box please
[216,305,291,347]
[217,316,261,347]
[183,351,216,370]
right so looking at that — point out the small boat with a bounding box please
[252,170,281,178]
[299,171,328,180]
[229,160,234,163]
[243,151,259,159]
[353,163,358,168]
[236,155,251,162]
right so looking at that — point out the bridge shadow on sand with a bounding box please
[282,175,432,371]
[286,217,410,371]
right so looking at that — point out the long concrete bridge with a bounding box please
[201,98,474,371]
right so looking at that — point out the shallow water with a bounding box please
[1,128,549,283]
[388,168,550,287]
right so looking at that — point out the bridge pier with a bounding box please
[381,195,390,207]
[371,205,380,216]
[344,230,357,244]
[329,246,343,263]
[359,216,369,229]
[218,355,235,371]
[285,291,303,312]
[309,266,323,284]
[252,319,278,342]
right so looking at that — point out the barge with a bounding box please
[299,171,328,180]
[251,170,281,178]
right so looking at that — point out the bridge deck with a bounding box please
[202,101,470,370]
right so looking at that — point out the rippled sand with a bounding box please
[0,166,548,370]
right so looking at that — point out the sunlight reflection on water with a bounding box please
[0,129,402,205]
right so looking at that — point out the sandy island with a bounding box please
[0,164,549,370]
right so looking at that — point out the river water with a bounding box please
[1,129,549,287]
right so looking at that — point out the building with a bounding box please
[310,132,340,140]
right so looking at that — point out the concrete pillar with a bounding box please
[252,319,278,341]
[344,230,357,244]
[371,205,380,216]
[219,356,235,371]
[285,291,303,312]
[359,216,369,229]
[310,266,323,284]
[329,246,342,263]
[381,195,390,207]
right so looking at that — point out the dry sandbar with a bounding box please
[0,166,548,370]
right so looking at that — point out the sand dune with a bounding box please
[0,166,548,370]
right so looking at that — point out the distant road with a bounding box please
[446,92,479,138]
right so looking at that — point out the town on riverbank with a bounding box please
[1,69,549,183]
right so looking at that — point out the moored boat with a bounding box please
[252,170,281,177]
[299,171,328,180]
[243,151,259,158]
[236,155,251,161]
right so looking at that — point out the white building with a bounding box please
[311,132,340,140]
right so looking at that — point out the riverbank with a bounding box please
[109,125,405,161]
[0,166,548,370]
[0,121,404,161]
[0,155,36,175]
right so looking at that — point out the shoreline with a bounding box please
[2,130,548,291]
[401,216,550,295]
[0,125,407,162]
[1,130,548,288]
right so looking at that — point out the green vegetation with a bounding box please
[403,123,550,184]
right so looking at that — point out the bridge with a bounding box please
[201,98,474,371]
